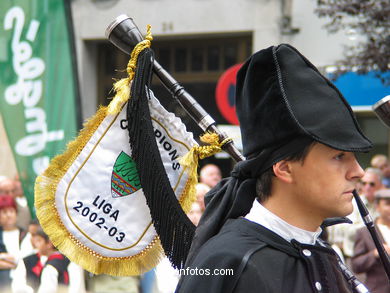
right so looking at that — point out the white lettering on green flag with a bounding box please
[0,0,79,215]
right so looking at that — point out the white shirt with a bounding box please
[3,229,21,280]
[245,199,322,245]
[3,229,20,259]
[12,255,47,293]
[378,223,390,245]
[12,256,85,293]
[154,257,180,293]
[15,196,28,209]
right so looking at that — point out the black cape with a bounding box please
[176,218,354,293]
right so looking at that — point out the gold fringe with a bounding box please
[34,26,190,276]
[177,165,197,214]
[179,132,232,198]
[108,25,154,115]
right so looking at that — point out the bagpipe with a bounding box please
[35,13,390,289]
[106,15,244,163]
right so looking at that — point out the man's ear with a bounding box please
[273,160,293,183]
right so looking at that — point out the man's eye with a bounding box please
[335,153,345,160]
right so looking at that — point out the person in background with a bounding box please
[0,195,25,291]
[20,219,40,258]
[187,202,203,227]
[199,164,222,188]
[371,154,390,187]
[195,183,210,212]
[351,188,390,293]
[12,226,85,293]
[0,176,31,231]
[342,167,383,259]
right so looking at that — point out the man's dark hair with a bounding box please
[256,141,315,203]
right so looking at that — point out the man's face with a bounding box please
[0,179,17,198]
[376,198,390,224]
[33,235,54,256]
[361,172,382,202]
[187,202,203,226]
[379,163,390,177]
[288,143,364,220]
[371,157,390,177]
[200,165,222,188]
[0,207,17,230]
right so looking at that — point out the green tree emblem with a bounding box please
[111,151,142,198]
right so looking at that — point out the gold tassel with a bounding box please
[108,25,154,115]
[179,132,233,205]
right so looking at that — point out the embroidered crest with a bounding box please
[111,151,141,198]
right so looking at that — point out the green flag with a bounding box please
[0,0,79,216]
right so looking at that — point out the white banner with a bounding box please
[35,90,197,275]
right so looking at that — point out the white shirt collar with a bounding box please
[245,199,322,245]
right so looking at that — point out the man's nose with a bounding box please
[348,158,364,180]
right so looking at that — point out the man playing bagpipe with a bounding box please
[176,44,372,293]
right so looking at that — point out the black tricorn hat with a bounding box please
[236,44,372,158]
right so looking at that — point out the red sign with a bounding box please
[215,64,242,125]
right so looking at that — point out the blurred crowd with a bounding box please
[3,154,390,293]
[326,153,390,292]
[0,164,221,293]
[0,176,85,293]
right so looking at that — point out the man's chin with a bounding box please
[329,207,353,219]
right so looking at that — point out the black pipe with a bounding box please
[105,15,245,162]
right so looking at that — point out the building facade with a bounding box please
[69,0,388,170]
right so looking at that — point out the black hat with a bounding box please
[236,44,372,158]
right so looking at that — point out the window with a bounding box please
[96,33,252,132]
[174,48,187,72]
[151,34,251,82]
